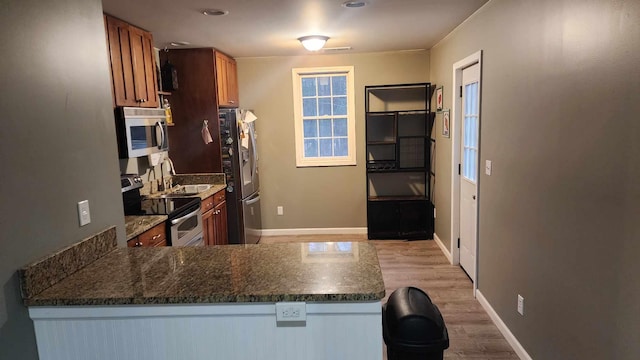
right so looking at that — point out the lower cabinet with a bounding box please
[367,200,434,240]
[127,223,167,247]
[203,190,228,246]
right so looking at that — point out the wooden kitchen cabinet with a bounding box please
[215,51,239,107]
[127,223,167,247]
[203,190,228,246]
[105,14,158,108]
[159,48,228,173]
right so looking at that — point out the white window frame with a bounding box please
[292,66,356,167]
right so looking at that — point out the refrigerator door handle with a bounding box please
[249,124,258,178]
[245,193,260,205]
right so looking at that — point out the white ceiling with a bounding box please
[101,0,489,58]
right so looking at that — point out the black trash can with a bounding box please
[383,287,449,360]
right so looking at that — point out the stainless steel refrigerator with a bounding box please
[219,109,262,244]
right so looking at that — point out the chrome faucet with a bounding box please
[164,156,176,176]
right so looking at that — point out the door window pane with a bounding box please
[463,82,479,183]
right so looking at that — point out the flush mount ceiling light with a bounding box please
[298,35,330,51]
[202,9,229,16]
[342,1,367,8]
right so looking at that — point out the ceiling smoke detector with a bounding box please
[202,9,229,16]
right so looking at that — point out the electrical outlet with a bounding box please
[485,160,492,175]
[517,294,524,315]
[277,206,284,216]
[77,200,91,226]
[276,302,306,322]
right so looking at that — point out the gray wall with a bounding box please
[236,51,430,230]
[429,0,640,358]
[0,0,125,358]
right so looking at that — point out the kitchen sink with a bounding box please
[177,184,213,193]
[158,184,213,198]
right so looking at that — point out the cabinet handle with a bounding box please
[135,241,142,247]
[152,234,161,240]
[229,100,235,104]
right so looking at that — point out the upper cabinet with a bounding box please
[105,14,159,108]
[214,51,239,107]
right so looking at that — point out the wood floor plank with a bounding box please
[260,236,519,359]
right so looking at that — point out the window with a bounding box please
[292,66,356,167]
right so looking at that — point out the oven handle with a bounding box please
[170,208,200,225]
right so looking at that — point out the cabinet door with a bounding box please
[105,15,158,108]
[106,16,136,107]
[202,209,215,246]
[215,51,238,107]
[226,59,239,106]
[213,201,228,245]
[129,26,158,108]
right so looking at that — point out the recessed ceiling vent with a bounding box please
[323,46,353,52]
[342,1,366,8]
[202,9,229,16]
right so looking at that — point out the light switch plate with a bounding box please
[485,160,492,175]
[78,200,91,226]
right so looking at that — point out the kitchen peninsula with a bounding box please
[20,229,385,360]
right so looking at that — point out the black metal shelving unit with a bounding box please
[365,83,434,240]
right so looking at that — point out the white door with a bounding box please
[459,63,480,281]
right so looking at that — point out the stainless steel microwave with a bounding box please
[115,107,169,158]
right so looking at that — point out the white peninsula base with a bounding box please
[30,301,382,360]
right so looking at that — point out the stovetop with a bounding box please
[141,197,200,217]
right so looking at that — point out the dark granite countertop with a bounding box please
[124,215,168,241]
[24,242,385,306]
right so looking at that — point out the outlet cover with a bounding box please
[276,302,306,322]
[277,206,284,216]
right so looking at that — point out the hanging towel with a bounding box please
[202,120,213,144]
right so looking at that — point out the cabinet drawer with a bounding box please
[213,190,226,205]
[137,223,166,247]
[203,190,226,212]
[202,195,215,212]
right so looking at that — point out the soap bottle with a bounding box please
[163,98,173,124]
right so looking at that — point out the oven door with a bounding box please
[170,208,203,246]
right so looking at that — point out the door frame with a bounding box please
[450,50,482,292]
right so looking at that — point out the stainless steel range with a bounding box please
[121,174,204,246]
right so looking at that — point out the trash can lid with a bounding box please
[383,287,449,351]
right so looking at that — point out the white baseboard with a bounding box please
[433,233,453,264]
[476,290,532,360]
[261,227,368,236]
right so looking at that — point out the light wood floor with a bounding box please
[260,236,519,359]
